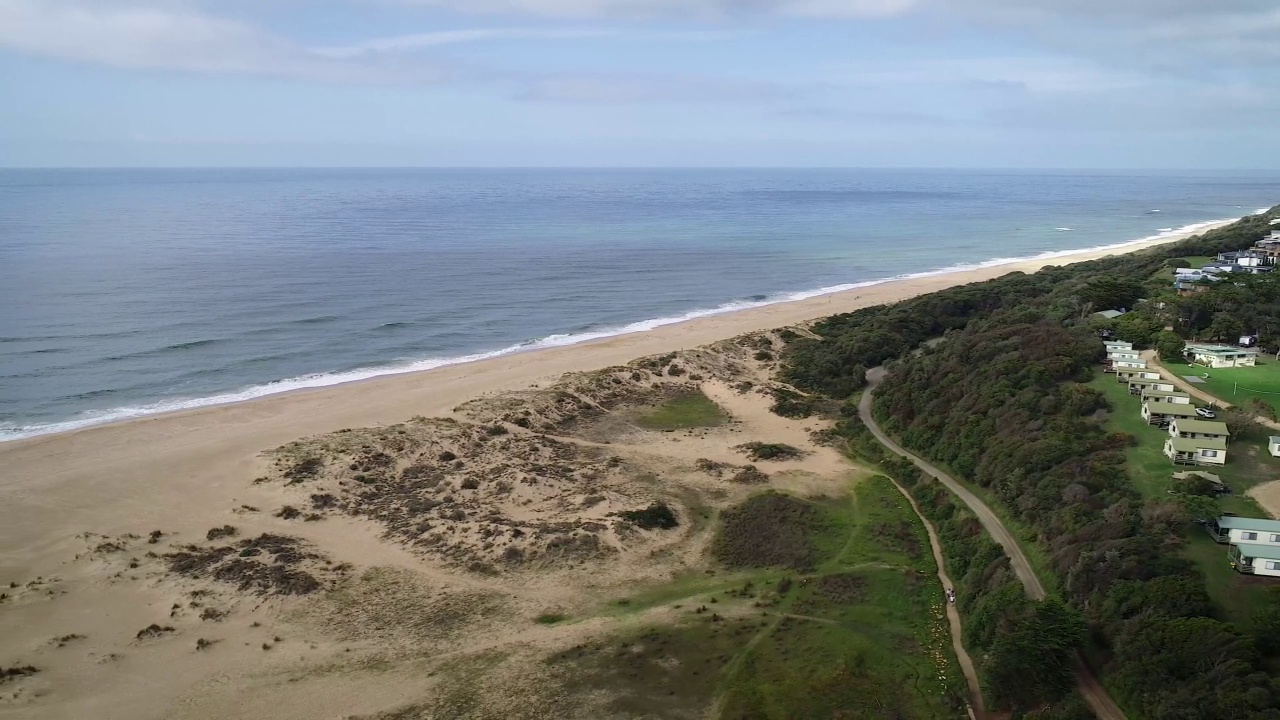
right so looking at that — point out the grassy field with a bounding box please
[636,391,731,430]
[1162,356,1280,418]
[551,476,968,720]
[1086,373,1273,623]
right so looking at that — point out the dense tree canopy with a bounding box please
[779,206,1280,717]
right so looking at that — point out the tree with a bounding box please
[1155,331,1186,361]
[1208,312,1246,343]
[1083,276,1144,312]
[1113,312,1164,347]
[1176,494,1220,524]
[983,598,1085,711]
[1250,587,1280,656]
[1247,397,1278,422]
[1221,407,1262,441]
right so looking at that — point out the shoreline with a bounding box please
[0,217,1235,554]
[0,216,1239,443]
[0,213,1243,720]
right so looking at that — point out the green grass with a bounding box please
[535,613,568,624]
[1087,373,1273,506]
[1086,375,1184,498]
[1086,372,1274,624]
[635,391,730,430]
[1163,356,1280,417]
[557,476,967,720]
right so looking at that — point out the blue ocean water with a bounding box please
[2,168,1278,440]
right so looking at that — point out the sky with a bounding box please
[0,0,1277,168]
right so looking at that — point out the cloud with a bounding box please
[390,0,916,19]
[516,72,798,103]
[314,27,618,58]
[0,0,449,83]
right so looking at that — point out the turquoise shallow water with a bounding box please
[1,167,1278,440]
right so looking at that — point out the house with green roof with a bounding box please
[1124,377,1173,393]
[1142,401,1198,426]
[1169,418,1230,442]
[1207,515,1280,545]
[1140,389,1192,405]
[1115,369,1163,383]
[1164,435,1227,466]
[1228,542,1280,577]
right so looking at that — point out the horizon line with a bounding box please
[5,166,1280,172]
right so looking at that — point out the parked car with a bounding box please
[1196,407,1217,418]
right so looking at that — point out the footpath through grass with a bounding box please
[1086,373,1273,624]
[551,477,967,720]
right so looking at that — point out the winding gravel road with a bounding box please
[860,367,1127,720]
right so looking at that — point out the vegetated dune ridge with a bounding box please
[0,224,1220,719]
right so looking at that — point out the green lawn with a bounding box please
[635,391,730,430]
[1087,373,1274,623]
[1088,374,1277,509]
[1163,356,1280,417]
[1153,256,1216,282]
[559,476,968,720]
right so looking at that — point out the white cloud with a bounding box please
[518,72,796,103]
[314,27,618,58]
[0,0,450,83]
[390,0,916,19]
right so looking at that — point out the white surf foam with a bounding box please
[0,215,1245,442]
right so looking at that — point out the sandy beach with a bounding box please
[0,221,1229,719]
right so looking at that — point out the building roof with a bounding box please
[1233,543,1280,561]
[1173,471,1222,483]
[1127,378,1168,386]
[1145,403,1199,417]
[1142,390,1191,399]
[1185,344,1258,356]
[1173,419,1230,436]
[1217,516,1280,533]
[1095,310,1126,319]
[1270,436,1280,446]
[1167,436,1227,453]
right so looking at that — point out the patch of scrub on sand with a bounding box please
[712,491,851,572]
[290,567,511,654]
[354,648,596,720]
[635,391,730,431]
[545,617,762,719]
[165,533,343,596]
[264,420,692,575]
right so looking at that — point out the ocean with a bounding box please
[2,168,1278,441]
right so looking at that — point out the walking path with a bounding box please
[860,367,1128,720]
[879,472,985,720]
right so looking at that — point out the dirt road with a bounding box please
[880,473,986,719]
[860,367,1127,720]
